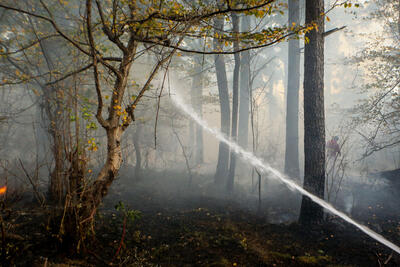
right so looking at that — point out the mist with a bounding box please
[0,0,399,266]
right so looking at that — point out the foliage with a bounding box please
[0,0,347,250]
[115,200,141,224]
[351,0,400,158]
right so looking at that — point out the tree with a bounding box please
[284,0,301,178]
[351,0,400,160]
[213,16,231,186]
[227,13,241,192]
[0,5,86,203]
[190,53,204,165]
[0,0,305,249]
[299,0,326,224]
[133,122,143,179]
[238,15,251,150]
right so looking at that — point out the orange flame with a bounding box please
[0,186,7,195]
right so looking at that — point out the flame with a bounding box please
[0,186,6,195]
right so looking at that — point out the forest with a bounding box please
[0,0,399,266]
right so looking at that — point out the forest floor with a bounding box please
[2,169,400,266]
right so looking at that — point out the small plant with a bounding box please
[115,201,141,224]
[113,201,141,262]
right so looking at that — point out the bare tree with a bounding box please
[213,16,231,187]
[284,0,301,178]
[227,13,241,192]
[299,0,326,225]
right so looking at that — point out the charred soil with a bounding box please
[2,171,400,266]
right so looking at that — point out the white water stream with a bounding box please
[170,90,400,255]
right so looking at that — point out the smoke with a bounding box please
[169,86,400,255]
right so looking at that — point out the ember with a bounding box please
[0,186,7,195]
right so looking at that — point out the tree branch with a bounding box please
[128,0,276,24]
[323,26,346,37]
[45,63,93,86]
[0,2,91,56]
[123,37,184,130]
[87,0,108,129]
[0,34,58,56]
[95,0,128,54]
[130,30,295,55]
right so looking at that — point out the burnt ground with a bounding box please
[2,170,400,266]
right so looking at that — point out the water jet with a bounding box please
[170,89,400,255]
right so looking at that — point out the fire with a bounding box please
[0,186,7,195]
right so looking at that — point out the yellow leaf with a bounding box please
[32,89,40,96]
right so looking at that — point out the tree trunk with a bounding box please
[238,15,251,150]
[194,65,204,165]
[133,123,142,179]
[398,1,400,37]
[191,57,204,164]
[86,127,123,209]
[299,0,326,225]
[227,13,241,192]
[68,78,85,201]
[50,118,64,203]
[63,126,123,251]
[189,120,194,158]
[284,0,301,178]
[62,42,135,249]
[45,84,66,203]
[213,17,231,186]
[37,37,66,203]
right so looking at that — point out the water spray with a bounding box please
[170,89,400,255]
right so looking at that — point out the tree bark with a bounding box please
[213,17,231,186]
[238,15,251,150]
[299,0,326,225]
[284,0,301,178]
[227,13,241,192]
